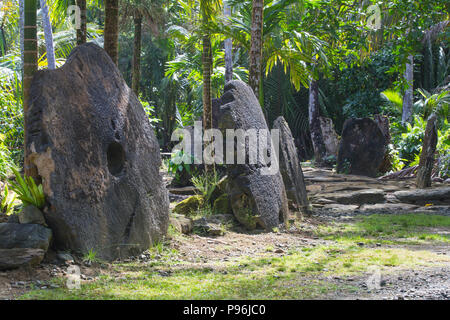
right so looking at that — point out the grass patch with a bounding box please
[315,214,450,244]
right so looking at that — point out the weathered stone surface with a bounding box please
[18,206,46,226]
[0,248,45,270]
[193,217,225,236]
[216,81,289,230]
[213,194,232,214]
[322,204,359,213]
[374,114,392,174]
[359,203,419,213]
[319,189,386,205]
[169,214,193,234]
[319,117,340,158]
[416,114,438,189]
[0,223,52,251]
[394,187,450,205]
[27,43,169,260]
[273,116,310,215]
[168,186,198,196]
[337,118,387,177]
[173,195,203,216]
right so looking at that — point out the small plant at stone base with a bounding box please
[1,184,17,216]
[83,249,98,264]
[9,168,45,209]
[191,170,220,204]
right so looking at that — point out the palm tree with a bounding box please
[104,0,119,65]
[40,0,56,69]
[23,0,38,177]
[224,0,233,83]
[248,0,263,101]
[76,0,87,45]
[132,7,142,95]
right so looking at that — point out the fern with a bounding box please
[9,168,46,209]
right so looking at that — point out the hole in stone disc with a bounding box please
[107,142,126,176]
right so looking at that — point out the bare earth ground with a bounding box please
[1,168,449,300]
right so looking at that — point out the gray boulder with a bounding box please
[0,223,52,251]
[216,81,289,230]
[18,205,47,226]
[394,187,450,205]
[26,43,169,260]
[0,248,45,271]
[337,118,387,177]
[273,116,310,215]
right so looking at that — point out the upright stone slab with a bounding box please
[26,43,169,260]
[273,117,310,215]
[374,114,392,174]
[319,117,340,158]
[337,118,387,177]
[416,114,438,189]
[216,81,289,230]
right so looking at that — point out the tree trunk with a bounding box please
[39,0,56,70]
[76,0,87,45]
[23,0,38,178]
[249,0,263,102]
[202,34,213,131]
[402,55,414,124]
[224,1,233,83]
[202,33,213,172]
[104,0,119,65]
[308,80,326,166]
[20,0,25,71]
[131,11,142,96]
[416,113,438,189]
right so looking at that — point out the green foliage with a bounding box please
[393,116,426,165]
[9,168,46,209]
[0,133,17,178]
[1,184,17,216]
[191,170,219,204]
[168,150,195,185]
[414,89,449,125]
[83,249,99,264]
[380,89,403,117]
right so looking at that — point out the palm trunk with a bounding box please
[76,0,87,45]
[202,33,213,172]
[104,0,119,65]
[308,80,326,166]
[202,34,213,130]
[249,0,263,103]
[131,11,142,96]
[23,0,38,178]
[224,1,233,83]
[19,0,25,70]
[402,55,414,124]
[39,0,56,70]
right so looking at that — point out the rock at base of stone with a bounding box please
[393,187,450,205]
[169,214,193,234]
[416,114,438,189]
[216,81,289,231]
[0,248,45,271]
[337,118,387,177]
[27,43,169,261]
[273,116,310,215]
[319,189,386,205]
[173,195,204,216]
[0,223,52,251]
[18,206,47,226]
